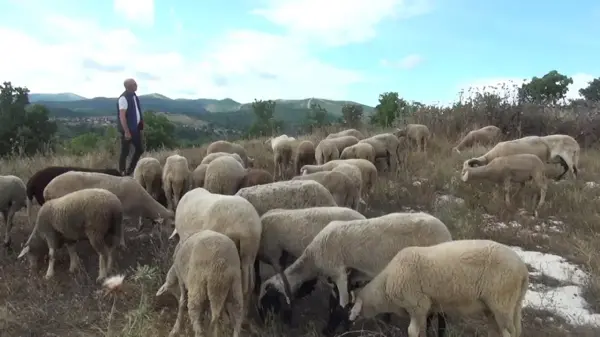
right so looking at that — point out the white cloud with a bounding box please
[0,14,363,102]
[380,54,423,69]
[252,0,433,46]
[113,0,155,27]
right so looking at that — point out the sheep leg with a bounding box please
[66,243,81,274]
[503,178,512,207]
[1,210,10,247]
[88,234,109,282]
[405,303,431,337]
[164,183,173,211]
[44,247,57,280]
[169,284,188,337]
[207,279,229,337]
[226,277,244,337]
[485,301,515,337]
[188,285,209,337]
[333,269,350,308]
[534,180,547,218]
[253,259,261,295]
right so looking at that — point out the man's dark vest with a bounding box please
[116,91,143,133]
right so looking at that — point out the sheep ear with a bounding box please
[17,245,30,259]
[156,283,168,297]
[169,229,178,240]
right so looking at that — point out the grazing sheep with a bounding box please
[359,133,400,172]
[18,188,123,282]
[331,164,365,209]
[162,154,191,211]
[265,135,296,180]
[394,124,431,152]
[206,140,253,167]
[340,142,376,163]
[256,207,365,320]
[259,212,452,334]
[301,159,378,196]
[347,239,528,337]
[292,171,362,210]
[0,175,26,247]
[462,153,547,217]
[156,230,243,337]
[200,151,245,167]
[540,134,580,180]
[235,180,337,216]
[294,140,316,175]
[326,136,360,155]
[191,164,207,188]
[204,156,246,195]
[452,125,502,154]
[465,135,551,169]
[25,166,121,225]
[43,171,174,245]
[133,157,163,201]
[170,188,261,315]
[238,168,274,190]
[326,129,365,140]
[315,139,340,165]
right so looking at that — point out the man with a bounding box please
[117,78,144,176]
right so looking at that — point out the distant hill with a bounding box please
[29,93,87,102]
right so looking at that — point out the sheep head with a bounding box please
[257,275,292,323]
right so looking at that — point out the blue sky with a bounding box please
[0,0,599,106]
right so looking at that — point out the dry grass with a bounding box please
[1,126,600,337]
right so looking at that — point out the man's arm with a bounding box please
[118,96,130,136]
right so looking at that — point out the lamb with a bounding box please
[326,128,365,140]
[315,139,340,165]
[238,168,274,189]
[25,166,121,225]
[169,188,261,315]
[258,212,452,334]
[294,140,316,175]
[156,230,243,337]
[340,142,376,163]
[191,164,207,188]
[162,154,191,211]
[17,188,123,282]
[292,171,362,210]
[359,133,400,172]
[235,180,338,216]
[394,124,431,152]
[301,158,378,196]
[265,135,297,180]
[452,125,501,154]
[0,175,26,247]
[200,151,245,167]
[43,171,174,246]
[347,239,528,337]
[461,153,547,217]
[206,140,253,167]
[464,135,551,169]
[256,207,365,319]
[133,157,163,201]
[204,155,246,195]
[540,134,580,180]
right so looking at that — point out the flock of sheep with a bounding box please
[0,124,583,337]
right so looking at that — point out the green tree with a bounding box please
[68,132,103,155]
[0,81,57,157]
[143,111,178,150]
[341,103,363,128]
[518,70,573,104]
[304,102,328,132]
[371,92,402,127]
[249,99,283,137]
[579,77,600,102]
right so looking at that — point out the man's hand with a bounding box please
[124,131,132,140]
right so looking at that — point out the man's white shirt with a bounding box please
[117,95,141,124]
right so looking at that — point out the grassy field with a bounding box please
[1,122,600,337]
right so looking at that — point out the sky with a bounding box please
[1,0,599,106]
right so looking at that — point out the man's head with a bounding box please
[124,78,137,92]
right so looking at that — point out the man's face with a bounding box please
[132,81,138,91]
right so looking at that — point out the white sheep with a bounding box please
[169,187,261,315]
[359,133,401,172]
[464,135,551,169]
[0,175,26,247]
[301,158,378,196]
[326,128,365,140]
[191,164,207,188]
[340,142,376,163]
[206,140,253,167]
[265,134,297,180]
[331,164,366,209]
[540,134,580,180]
[18,188,123,282]
[394,124,431,152]
[348,239,528,337]
[294,140,316,175]
[162,154,191,211]
[292,171,362,210]
[452,125,501,154]
[258,212,452,329]
[315,139,340,165]
[156,230,243,337]
[461,153,547,217]
[133,157,163,201]
[235,180,338,216]
[326,136,360,155]
[43,171,174,246]
[204,155,246,195]
[200,151,245,167]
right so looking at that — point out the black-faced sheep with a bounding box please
[0,175,26,247]
[162,154,191,211]
[206,140,253,167]
[394,124,431,152]
[294,140,316,175]
[452,125,502,154]
[18,188,123,282]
